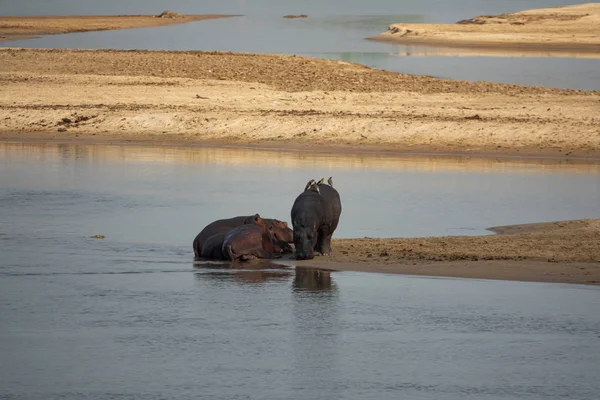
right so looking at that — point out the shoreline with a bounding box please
[290,260,600,287]
[2,48,599,159]
[369,3,600,57]
[286,219,600,286]
[0,13,237,42]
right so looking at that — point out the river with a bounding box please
[1,142,600,399]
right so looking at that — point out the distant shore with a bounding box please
[289,219,600,286]
[369,3,600,57]
[1,48,599,159]
[0,13,236,42]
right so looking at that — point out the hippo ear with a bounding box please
[268,225,274,233]
[283,222,289,228]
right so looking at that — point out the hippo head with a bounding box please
[270,229,294,254]
[263,226,294,256]
[244,214,266,229]
[269,219,294,243]
[293,222,317,260]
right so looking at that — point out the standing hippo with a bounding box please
[291,180,342,260]
[193,214,264,258]
[222,224,293,262]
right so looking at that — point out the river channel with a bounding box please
[2,0,599,90]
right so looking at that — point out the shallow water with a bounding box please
[3,0,599,90]
[1,142,600,399]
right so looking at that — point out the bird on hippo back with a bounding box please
[291,177,341,260]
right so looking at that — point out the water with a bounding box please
[1,143,599,246]
[1,142,600,399]
[1,265,600,399]
[2,0,599,90]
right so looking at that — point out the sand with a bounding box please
[1,48,599,158]
[0,13,236,42]
[370,3,600,57]
[286,219,600,286]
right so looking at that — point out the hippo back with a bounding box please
[193,215,250,258]
[291,184,342,226]
[200,232,228,260]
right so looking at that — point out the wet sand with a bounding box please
[370,3,600,57]
[288,219,600,286]
[1,48,599,158]
[0,13,236,42]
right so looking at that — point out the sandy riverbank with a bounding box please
[370,3,600,57]
[286,219,600,286]
[1,48,599,158]
[0,12,235,42]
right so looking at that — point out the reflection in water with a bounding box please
[388,43,600,59]
[2,142,598,175]
[291,267,341,397]
[193,261,292,286]
[293,268,337,292]
[193,263,338,291]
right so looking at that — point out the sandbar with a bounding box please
[369,3,600,57]
[0,12,236,42]
[287,219,600,286]
[1,48,599,159]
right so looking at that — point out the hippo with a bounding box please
[193,214,266,258]
[200,231,228,260]
[222,224,293,262]
[291,179,342,260]
[267,219,294,243]
[199,219,293,261]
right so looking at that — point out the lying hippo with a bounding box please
[194,214,294,260]
[223,224,293,261]
[200,231,228,259]
[291,178,342,260]
[193,214,263,258]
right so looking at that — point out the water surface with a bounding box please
[2,142,599,246]
[1,142,600,399]
[1,264,599,400]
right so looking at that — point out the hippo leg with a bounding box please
[319,234,333,255]
[314,234,323,254]
[316,226,335,256]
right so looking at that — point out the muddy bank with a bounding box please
[289,219,600,286]
[0,13,236,42]
[369,3,600,57]
[1,48,599,158]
